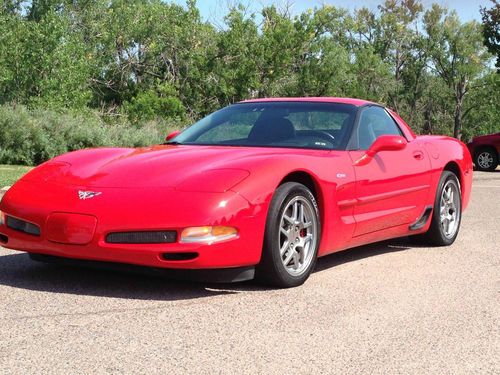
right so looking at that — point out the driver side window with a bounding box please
[357,106,403,150]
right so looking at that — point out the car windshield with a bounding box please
[171,102,357,150]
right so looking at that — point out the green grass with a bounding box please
[0,165,32,187]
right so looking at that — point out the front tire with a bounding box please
[474,147,498,171]
[256,182,321,288]
[420,171,462,246]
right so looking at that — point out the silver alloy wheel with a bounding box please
[279,196,318,276]
[439,180,461,239]
[477,151,494,169]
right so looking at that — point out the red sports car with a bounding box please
[0,98,473,287]
[467,132,500,171]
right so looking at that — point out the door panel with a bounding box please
[350,141,431,236]
[348,106,431,237]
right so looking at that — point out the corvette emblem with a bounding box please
[78,190,102,200]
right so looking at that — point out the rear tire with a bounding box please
[474,147,498,171]
[419,171,462,246]
[256,182,320,288]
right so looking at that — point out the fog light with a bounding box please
[180,226,238,243]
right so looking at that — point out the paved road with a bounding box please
[0,171,498,374]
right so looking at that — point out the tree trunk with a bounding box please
[453,99,462,140]
[423,105,433,134]
[453,79,467,140]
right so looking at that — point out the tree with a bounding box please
[0,0,496,141]
[424,5,492,139]
[375,0,424,112]
[292,5,352,97]
[211,6,261,106]
[0,4,91,108]
[0,0,23,14]
[461,72,500,140]
[480,0,500,70]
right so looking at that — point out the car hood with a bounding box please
[21,145,283,189]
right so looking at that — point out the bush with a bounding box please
[0,105,185,166]
[123,83,186,123]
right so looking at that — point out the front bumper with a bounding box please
[0,180,266,270]
[28,253,256,283]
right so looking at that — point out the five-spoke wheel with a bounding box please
[418,171,462,246]
[279,196,317,276]
[257,182,320,288]
[439,179,460,239]
[474,148,498,172]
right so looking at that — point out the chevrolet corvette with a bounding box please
[0,98,473,287]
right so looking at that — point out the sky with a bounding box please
[171,0,492,24]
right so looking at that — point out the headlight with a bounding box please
[0,210,4,226]
[180,226,238,244]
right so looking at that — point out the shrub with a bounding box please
[123,83,186,123]
[0,104,185,166]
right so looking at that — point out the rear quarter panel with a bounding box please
[419,136,473,211]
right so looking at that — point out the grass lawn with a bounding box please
[0,165,32,187]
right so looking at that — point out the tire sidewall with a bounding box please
[431,171,462,245]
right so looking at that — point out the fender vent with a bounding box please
[106,231,177,244]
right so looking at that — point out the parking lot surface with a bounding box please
[0,171,498,374]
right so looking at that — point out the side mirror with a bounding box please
[354,135,407,166]
[165,130,181,142]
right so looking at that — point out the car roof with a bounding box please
[239,97,377,107]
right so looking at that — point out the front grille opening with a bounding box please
[162,252,198,261]
[106,231,177,244]
[6,216,41,236]
[0,233,7,244]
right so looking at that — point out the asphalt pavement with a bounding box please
[0,170,498,374]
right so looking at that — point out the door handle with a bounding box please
[413,150,424,160]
